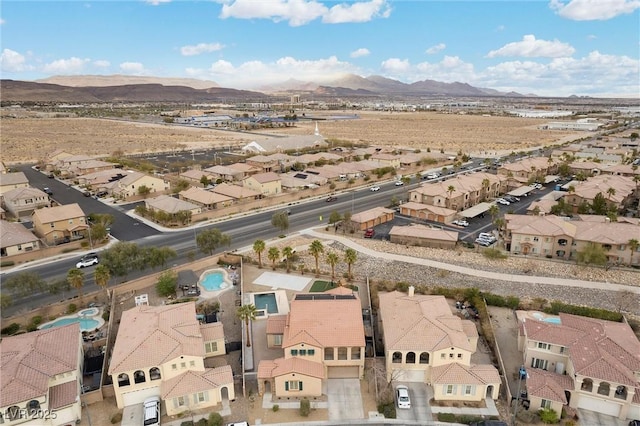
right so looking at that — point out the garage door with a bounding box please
[327,366,359,379]
[122,386,161,407]
[576,395,621,417]
[393,369,425,382]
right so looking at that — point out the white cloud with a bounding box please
[495,25,505,31]
[550,0,640,20]
[145,0,171,5]
[119,62,147,75]
[380,58,410,73]
[0,18,6,25]
[218,0,390,26]
[415,56,476,82]
[93,60,110,68]
[42,57,88,74]
[425,43,446,54]
[1,48,32,72]
[486,34,575,58]
[350,48,370,58]
[322,0,391,24]
[180,42,225,56]
[587,34,597,40]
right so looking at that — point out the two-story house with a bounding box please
[0,323,83,425]
[2,187,51,219]
[107,302,233,416]
[31,203,89,246]
[107,171,170,199]
[378,289,500,402]
[0,220,40,257]
[257,287,365,398]
[518,313,640,420]
[241,172,281,196]
[0,172,29,196]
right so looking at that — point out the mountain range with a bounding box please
[0,73,532,103]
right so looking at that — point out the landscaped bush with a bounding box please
[299,398,311,417]
[544,301,622,322]
[437,412,456,422]
[483,293,520,310]
[539,408,559,424]
[1,323,21,335]
[0,260,15,267]
[31,315,43,326]
[67,303,77,314]
[102,310,110,321]
[110,413,122,424]
[195,419,207,426]
[377,401,396,419]
[272,404,279,412]
[482,248,508,260]
[207,412,223,426]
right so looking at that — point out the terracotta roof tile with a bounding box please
[266,315,287,334]
[200,323,225,342]
[161,366,233,399]
[31,203,86,224]
[526,368,574,403]
[49,381,78,410]
[257,357,325,380]
[432,363,500,385]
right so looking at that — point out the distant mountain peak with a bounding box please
[37,74,219,90]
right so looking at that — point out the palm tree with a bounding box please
[494,217,506,236]
[482,178,490,201]
[94,264,111,298]
[237,304,258,347]
[628,239,639,266]
[309,240,324,277]
[488,204,500,222]
[282,246,294,273]
[447,185,455,209]
[67,268,85,301]
[344,248,357,281]
[267,247,280,270]
[253,240,266,268]
[326,252,339,281]
[606,187,616,203]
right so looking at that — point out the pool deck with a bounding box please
[197,267,237,299]
[38,307,105,333]
[515,310,561,324]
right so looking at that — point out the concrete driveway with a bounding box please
[326,378,364,421]
[394,382,433,423]
[577,409,630,426]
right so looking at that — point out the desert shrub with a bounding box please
[544,301,622,322]
[539,408,559,424]
[299,398,311,417]
[482,248,507,260]
[195,419,207,426]
[484,293,520,310]
[102,310,110,321]
[30,315,43,326]
[272,404,279,412]
[437,412,456,422]
[0,260,15,267]
[180,421,193,426]
[1,323,21,335]
[207,412,223,426]
[67,303,77,314]
[110,413,123,424]
[377,401,396,419]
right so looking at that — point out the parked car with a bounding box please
[95,190,108,198]
[426,173,439,179]
[496,198,510,205]
[143,396,161,426]
[395,180,404,186]
[76,254,99,268]
[478,233,496,241]
[326,196,337,202]
[452,219,469,227]
[628,420,640,426]
[43,187,53,195]
[83,190,91,197]
[504,195,520,202]
[395,385,411,409]
[475,238,493,247]
[370,186,381,192]
[227,422,250,426]
[364,228,375,238]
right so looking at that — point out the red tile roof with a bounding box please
[161,366,233,399]
[525,368,574,403]
[49,381,78,410]
[432,363,500,385]
[257,357,325,380]
[266,315,287,335]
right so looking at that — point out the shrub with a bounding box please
[437,412,456,422]
[482,248,507,260]
[207,412,223,426]
[0,260,15,267]
[539,408,559,424]
[1,323,21,335]
[31,315,43,326]
[544,301,622,322]
[180,422,194,426]
[272,404,280,412]
[299,398,311,417]
[67,303,77,314]
[377,401,396,419]
[195,419,207,426]
[102,310,110,321]
[110,413,123,424]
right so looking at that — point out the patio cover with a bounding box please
[460,202,493,218]
[507,185,535,197]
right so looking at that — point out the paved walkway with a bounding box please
[430,397,499,417]
[300,230,640,295]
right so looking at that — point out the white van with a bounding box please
[143,397,160,426]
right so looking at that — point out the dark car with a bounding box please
[83,190,91,197]
[43,187,53,195]
[364,228,375,238]
[629,421,640,426]
[96,190,108,198]
[326,196,337,202]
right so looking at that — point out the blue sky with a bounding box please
[1,0,639,97]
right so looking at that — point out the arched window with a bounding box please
[117,373,130,387]
[6,406,21,420]
[27,400,40,415]
[149,367,161,381]
[134,370,146,384]
[419,352,430,364]
[580,378,593,392]
[392,352,402,364]
[615,385,627,400]
[406,352,416,364]
[597,382,610,396]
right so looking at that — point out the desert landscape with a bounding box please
[0,109,584,164]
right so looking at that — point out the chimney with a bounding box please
[408,285,415,297]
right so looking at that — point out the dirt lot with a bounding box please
[0,110,581,164]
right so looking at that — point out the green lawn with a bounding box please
[310,280,337,292]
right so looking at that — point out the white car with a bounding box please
[496,198,510,205]
[452,219,469,227]
[370,186,381,192]
[143,396,160,426]
[76,255,99,268]
[426,173,439,179]
[395,385,411,409]
[395,181,404,186]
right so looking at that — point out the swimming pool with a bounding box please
[199,269,231,292]
[532,312,562,325]
[39,308,104,333]
[254,293,278,314]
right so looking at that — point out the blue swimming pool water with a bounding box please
[200,271,226,291]
[40,317,100,332]
[543,317,562,325]
[254,293,278,314]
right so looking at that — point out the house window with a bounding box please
[50,223,55,228]
[273,335,282,346]
[581,379,593,392]
[117,373,130,387]
[445,385,456,395]
[351,347,361,360]
[536,342,550,350]
[541,399,551,409]
[291,349,299,356]
[285,381,303,391]
[559,346,566,354]
[597,382,610,396]
[308,349,315,356]
[172,364,177,370]
[190,360,195,367]
[299,349,307,356]
[464,385,474,395]
[531,358,548,370]
[69,219,73,224]
[176,396,186,407]
[441,353,446,359]
[205,341,218,353]
[457,354,463,359]
[181,362,186,369]
[196,392,207,403]
[392,352,402,363]
[324,348,334,360]
[419,352,429,364]
[338,347,348,360]
[150,367,161,380]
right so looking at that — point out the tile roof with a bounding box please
[282,293,365,348]
[257,357,325,380]
[2,186,49,202]
[227,163,261,173]
[525,368,574,403]
[411,172,505,198]
[0,323,80,407]
[389,225,458,242]
[571,174,635,203]
[49,380,78,410]
[146,195,200,214]
[200,322,225,342]
[246,171,281,184]
[31,203,86,224]
[0,220,39,247]
[161,365,233,399]
[266,315,288,335]
[350,207,394,224]
[180,187,233,205]
[378,291,475,352]
[400,202,457,217]
[203,165,244,177]
[212,183,261,199]
[0,171,29,186]
[432,363,500,385]
[505,214,577,238]
[108,302,209,374]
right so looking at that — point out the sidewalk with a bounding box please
[300,229,640,295]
